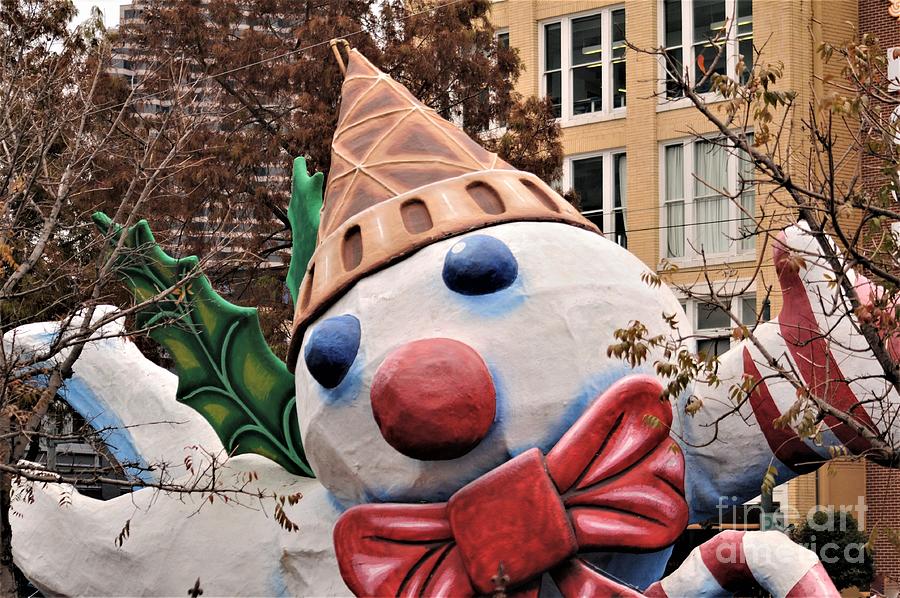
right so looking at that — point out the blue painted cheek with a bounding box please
[303,315,361,389]
[442,235,518,296]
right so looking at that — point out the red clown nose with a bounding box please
[369,338,496,460]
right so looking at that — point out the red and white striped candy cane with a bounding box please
[644,530,839,598]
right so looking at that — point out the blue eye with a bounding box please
[304,315,361,389]
[443,235,518,296]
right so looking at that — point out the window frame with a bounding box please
[677,289,759,358]
[562,148,627,246]
[658,135,756,264]
[539,6,627,126]
[656,0,751,111]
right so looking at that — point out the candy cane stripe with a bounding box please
[644,531,839,597]
[743,348,823,473]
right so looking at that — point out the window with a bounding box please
[682,295,758,360]
[564,151,627,247]
[461,29,510,132]
[541,7,626,121]
[497,30,509,50]
[662,136,755,260]
[662,0,753,98]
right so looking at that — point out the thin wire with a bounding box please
[87,0,470,117]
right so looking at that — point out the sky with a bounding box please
[72,0,123,28]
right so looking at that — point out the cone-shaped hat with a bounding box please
[287,48,598,369]
[320,49,516,240]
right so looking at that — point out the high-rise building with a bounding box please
[111,2,293,272]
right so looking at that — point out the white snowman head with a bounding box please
[287,50,685,508]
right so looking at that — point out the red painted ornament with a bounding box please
[369,338,496,460]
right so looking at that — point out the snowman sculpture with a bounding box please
[8,48,888,596]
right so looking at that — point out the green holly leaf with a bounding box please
[93,212,313,477]
[287,157,324,307]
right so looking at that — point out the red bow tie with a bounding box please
[333,375,687,597]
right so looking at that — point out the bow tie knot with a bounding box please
[334,375,688,597]
[449,448,576,593]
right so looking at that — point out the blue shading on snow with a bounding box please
[325,490,350,513]
[445,271,527,319]
[59,377,151,481]
[510,364,652,457]
[268,567,289,597]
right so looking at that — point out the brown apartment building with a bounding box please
[488,0,898,593]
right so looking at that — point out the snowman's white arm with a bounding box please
[10,455,347,597]
[5,311,349,596]
[2,307,223,482]
[678,224,900,521]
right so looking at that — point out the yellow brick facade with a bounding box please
[489,0,859,309]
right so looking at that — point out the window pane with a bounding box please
[738,142,756,252]
[612,9,625,44]
[695,141,728,253]
[738,189,755,252]
[664,0,682,48]
[665,145,684,258]
[573,65,603,115]
[694,140,727,198]
[694,41,727,92]
[697,302,731,329]
[737,0,753,82]
[572,15,602,67]
[613,60,626,109]
[545,23,561,71]
[667,201,684,257]
[693,0,726,92]
[546,71,562,118]
[665,145,684,201]
[739,38,753,83]
[738,0,753,30]
[614,153,627,247]
[574,156,604,231]
[498,31,510,49]
[612,9,626,109]
[693,0,726,44]
[695,195,729,253]
[665,47,684,99]
[698,336,730,360]
[741,296,757,325]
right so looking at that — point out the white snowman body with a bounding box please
[294,221,689,508]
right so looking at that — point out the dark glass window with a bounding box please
[664,0,684,98]
[741,297,758,325]
[612,9,626,109]
[697,302,730,330]
[693,0,727,92]
[737,0,753,82]
[698,337,730,360]
[544,23,562,118]
[571,15,603,115]
[573,156,604,232]
[664,0,683,47]
[613,153,627,247]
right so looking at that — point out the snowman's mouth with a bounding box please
[369,337,497,461]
